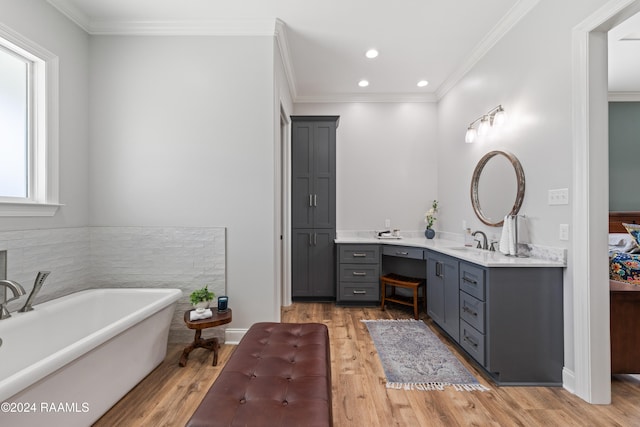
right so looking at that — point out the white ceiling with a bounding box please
[46,0,640,102]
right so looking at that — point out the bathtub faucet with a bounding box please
[0,279,26,319]
[18,271,50,313]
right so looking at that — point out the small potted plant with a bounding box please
[190,285,215,312]
[424,200,438,239]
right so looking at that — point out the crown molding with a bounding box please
[294,93,437,103]
[47,0,91,32]
[608,91,640,101]
[86,20,277,36]
[435,0,540,100]
[275,19,298,101]
[47,2,278,36]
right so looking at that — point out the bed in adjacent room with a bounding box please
[608,212,640,374]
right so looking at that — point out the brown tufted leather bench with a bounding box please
[186,322,332,427]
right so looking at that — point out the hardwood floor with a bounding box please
[94,303,640,426]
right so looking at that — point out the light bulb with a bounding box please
[465,127,477,143]
[365,49,378,59]
[493,107,506,126]
[478,116,490,136]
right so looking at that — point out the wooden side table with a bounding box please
[179,308,232,367]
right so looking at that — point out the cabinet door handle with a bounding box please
[313,194,317,206]
[435,261,442,277]
[309,194,313,207]
[463,306,478,317]
[309,233,313,246]
[352,272,367,276]
[396,251,409,256]
[353,290,367,294]
[462,276,478,285]
[463,334,478,348]
[314,232,317,246]
[352,253,367,257]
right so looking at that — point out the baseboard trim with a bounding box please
[224,328,248,345]
[562,367,576,394]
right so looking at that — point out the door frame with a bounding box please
[571,0,640,404]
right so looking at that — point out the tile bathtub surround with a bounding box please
[0,226,226,343]
[90,226,226,343]
[0,228,92,310]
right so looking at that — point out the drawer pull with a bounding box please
[396,251,409,256]
[462,276,478,285]
[353,290,367,295]
[352,253,367,257]
[352,272,367,276]
[463,335,478,348]
[462,306,478,317]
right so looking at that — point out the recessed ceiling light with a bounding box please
[358,80,369,87]
[417,80,429,87]
[365,49,378,59]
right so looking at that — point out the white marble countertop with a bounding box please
[334,236,566,268]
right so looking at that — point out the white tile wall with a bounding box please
[0,226,226,343]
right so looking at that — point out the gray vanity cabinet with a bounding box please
[426,250,564,386]
[336,244,380,304]
[426,251,460,341]
[457,261,564,386]
[291,116,339,299]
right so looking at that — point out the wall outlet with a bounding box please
[384,219,391,228]
[548,188,569,205]
[559,224,569,241]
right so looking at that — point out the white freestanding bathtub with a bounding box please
[0,288,181,427]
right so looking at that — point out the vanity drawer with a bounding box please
[339,264,380,282]
[339,245,380,264]
[460,320,485,366]
[460,291,485,333]
[339,283,379,302]
[382,245,425,260]
[460,262,486,301]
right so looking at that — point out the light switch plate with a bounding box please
[559,224,569,241]
[384,219,391,228]
[548,188,569,205]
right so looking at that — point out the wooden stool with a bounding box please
[380,273,426,320]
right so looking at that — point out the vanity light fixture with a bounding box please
[358,79,369,87]
[465,105,506,143]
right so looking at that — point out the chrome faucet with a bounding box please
[0,279,26,319]
[19,271,50,313]
[472,230,488,250]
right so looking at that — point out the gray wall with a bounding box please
[609,102,640,211]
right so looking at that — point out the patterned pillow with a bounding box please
[610,252,640,285]
[623,223,640,249]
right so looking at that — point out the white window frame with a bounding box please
[0,24,60,217]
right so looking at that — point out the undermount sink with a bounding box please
[448,246,481,252]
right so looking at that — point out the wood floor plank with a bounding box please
[94,303,640,426]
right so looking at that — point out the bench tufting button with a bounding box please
[282,400,288,406]
[240,398,246,404]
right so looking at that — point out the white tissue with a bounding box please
[499,215,529,256]
[190,308,213,321]
[499,215,511,255]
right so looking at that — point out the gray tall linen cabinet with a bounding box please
[290,116,339,299]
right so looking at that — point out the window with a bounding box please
[0,24,59,216]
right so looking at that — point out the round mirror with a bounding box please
[470,150,525,227]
